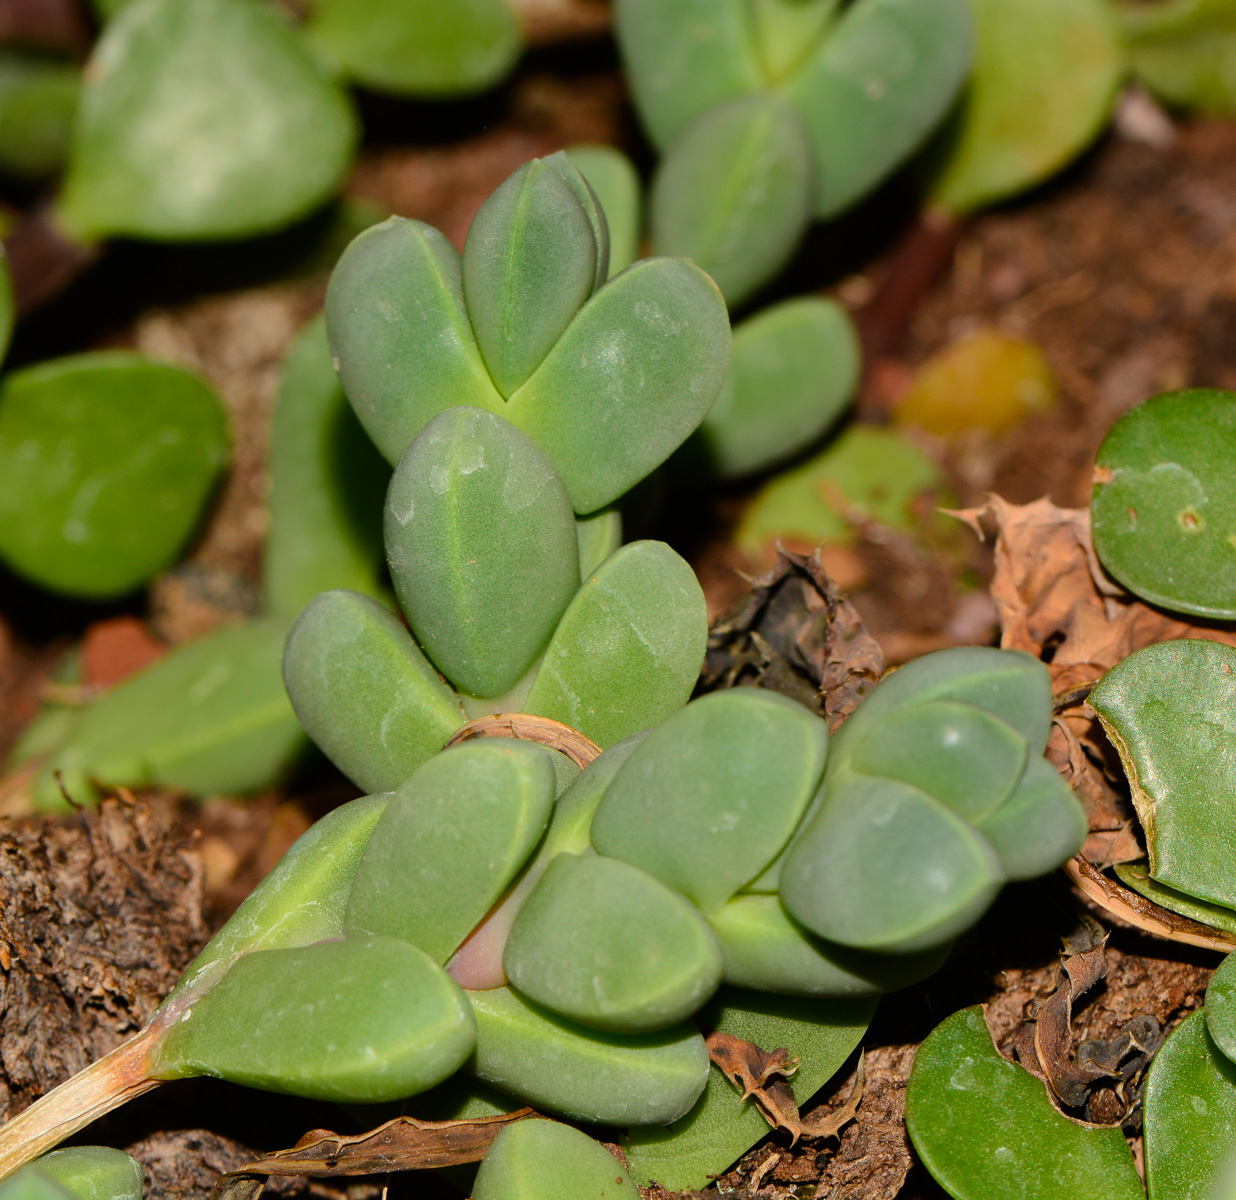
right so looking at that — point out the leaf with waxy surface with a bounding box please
[1116,860,1236,935]
[523,540,708,748]
[699,296,859,479]
[565,145,642,278]
[590,688,828,912]
[1091,638,1236,908]
[303,0,520,98]
[785,0,973,218]
[906,1006,1143,1199]
[651,93,814,307]
[1208,952,1236,1064]
[283,589,463,794]
[504,853,723,1032]
[37,618,304,810]
[1145,1009,1236,1199]
[57,0,356,241]
[575,509,622,578]
[385,408,580,698]
[473,1120,628,1200]
[623,988,873,1192]
[155,936,476,1103]
[0,352,228,599]
[927,0,1123,214]
[0,53,80,180]
[750,0,840,82]
[0,1171,74,1200]
[33,1148,143,1200]
[1091,389,1236,618]
[1121,0,1236,115]
[467,986,709,1125]
[346,740,555,964]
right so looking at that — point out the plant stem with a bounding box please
[0,1025,163,1181]
[3,207,100,317]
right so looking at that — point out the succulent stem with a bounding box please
[445,713,602,770]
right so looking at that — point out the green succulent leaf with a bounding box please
[463,158,602,398]
[57,0,357,242]
[975,756,1087,881]
[154,936,476,1103]
[264,315,389,619]
[650,93,814,307]
[0,52,80,180]
[473,1120,630,1200]
[504,853,723,1033]
[624,988,873,1191]
[575,509,623,578]
[0,248,15,371]
[37,618,304,810]
[346,740,555,964]
[303,0,521,98]
[927,0,1123,214]
[468,986,710,1125]
[506,256,731,514]
[613,0,763,150]
[906,1006,1143,1199]
[591,689,828,912]
[0,352,228,599]
[1145,1009,1236,1200]
[1115,860,1236,935]
[167,791,391,1004]
[1091,389,1236,618]
[1208,952,1236,1064]
[34,1148,143,1200]
[385,408,580,698]
[325,216,503,466]
[565,145,642,278]
[283,589,463,793]
[750,0,841,82]
[1090,638,1236,909]
[0,1171,74,1200]
[698,296,859,479]
[523,540,708,749]
[1121,0,1236,115]
[785,0,973,218]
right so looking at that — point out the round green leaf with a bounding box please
[565,145,642,278]
[1121,0,1236,116]
[57,0,357,242]
[1091,638,1236,908]
[907,1006,1144,1199]
[750,0,840,82]
[0,352,228,598]
[304,0,520,97]
[468,986,710,1125]
[36,1148,143,1200]
[1115,860,1236,935]
[698,296,859,479]
[591,688,828,912]
[505,853,723,1033]
[1209,952,1236,1066]
[283,589,464,794]
[385,407,580,698]
[0,1173,74,1200]
[0,52,80,180]
[928,0,1123,214]
[650,93,814,307]
[975,756,1087,881]
[575,508,622,578]
[1091,389,1236,618]
[474,1121,630,1200]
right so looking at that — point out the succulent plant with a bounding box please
[1119,0,1236,116]
[0,1149,142,1200]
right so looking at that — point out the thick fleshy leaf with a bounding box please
[0,353,228,599]
[575,509,622,578]
[1121,0,1236,116]
[1145,1009,1236,1200]
[1209,952,1236,1064]
[36,619,304,810]
[468,986,710,1125]
[505,257,731,514]
[907,1007,1143,1199]
[463,158,601,398]
[0,1170,74,1200]
[304,0,520,97]
[154,936,476,1103]
[326,216,503,465]
[168,792,390,1003]
[57,0,356,241]
[283,589,463,793]
[786,0,973,218]
[523,540,707,748]
[1091,389,1236,618]
[0,52,79,180]
[36,1148,143,1200]
[624,988,872,1192]
[650,93,814,307]
[708,894,948,997]
[1115,860,1236,935]
[1091,638,1236,908]
[976,757,1087,881]
[591,689,827,911]
[264,315,389,618]
[385,408,580,698]
[928,0,1122,214]
[565,145,642,277]
[504,853,723,1032]
[613,0,763,150]
[699,297,859,478]
[473,1121,630,1200]
[780,769,1004,953]
[346,740,555,963]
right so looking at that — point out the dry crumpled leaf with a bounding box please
[705,1030,865,1145]
[698,547,884,729]
[209,1110,535,1200]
